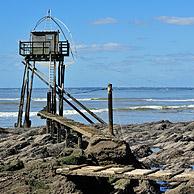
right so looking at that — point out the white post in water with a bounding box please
[108,83,114,135]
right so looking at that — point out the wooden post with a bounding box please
[57,123,62,143]
[24,61,35,128]
[58,61,64,116]
[65,128,70,148]
[47,91,52,133]
[77,133,83,149]
[16,60,28,127]
[58,61,65,143]
[108,83,114,135]
[23,67,29,127]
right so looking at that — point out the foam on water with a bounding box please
[0,108,108,118]
[0,98,20,101]
[0,112,38,117]
[117,104,194,111]
[2,87,194,127]
[32,98,92,102]
[145,98,194,102]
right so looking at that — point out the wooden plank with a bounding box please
[37,111,102,137]
[100,167,124,174]
[56,165,194,182]
[76,167,123,178]
[76,166,104,174]
[81,166,105,172]
[56,167,70,174]
[69,164,88,171]
[148,169,185,181]
[171,171,194,182]
[115,166,135,174]
[123,169,158,179]
[92,165,115,172]
[56,164,88,174]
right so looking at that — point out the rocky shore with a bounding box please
[0,120,193,193]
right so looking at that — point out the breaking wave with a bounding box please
[0,98,20,101]
[117,105,194,111]
[144,98,194,102]
[2,97,194,103]
[90,98,194,102]
[0,108,108,118]
[33,98,92,102]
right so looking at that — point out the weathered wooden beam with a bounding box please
[115,166,135,174]
[108,83,114,135]
[65,127,70,147]
[46,91,52,133]
[24,62,105,124]
[63,89,106,124]
[24,66,29,127]
[56,165,193,182]
[171,171,194,182]
[147,169,185,181]
[92,165,115,172]
[56,164,88,174]
[24,61,35,128]
[77,132,82,149]
[16,61,29,127]
[57,123,62,143]
[58,62,64,117]
[25,62,94,124]
[37,111,101,138]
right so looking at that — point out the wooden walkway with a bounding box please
[37,111,102,138]
[56,165,194,182]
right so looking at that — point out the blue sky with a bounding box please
[1,0,194,87]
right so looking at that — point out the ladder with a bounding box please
[49,54,54,89]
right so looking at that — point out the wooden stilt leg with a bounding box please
[59,62,65,117]
[65,128,70,147]
[24,66,30,127]
[77,133,83,149]
[47,91,52,133]
[57,123,61,143]
[16,60,28,127]
[24,62,35,128]
[108,83,114,136]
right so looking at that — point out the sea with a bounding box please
[1,87,194,128]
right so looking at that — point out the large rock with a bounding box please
[34,134,52,145]
[166,180,194,194]
[131,144,153,158]
[85,135,141,167]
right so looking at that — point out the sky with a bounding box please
[1,0,194,87]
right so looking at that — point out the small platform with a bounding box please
[56,165,194,182]
[37,111,102,138]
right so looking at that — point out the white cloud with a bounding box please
[92,17,118,25]
[76,42,134,52]
[129,19,146,26]
[157,16,194,25]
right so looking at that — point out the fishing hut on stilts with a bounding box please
[14,12,194,186]
[15,11,108,145]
